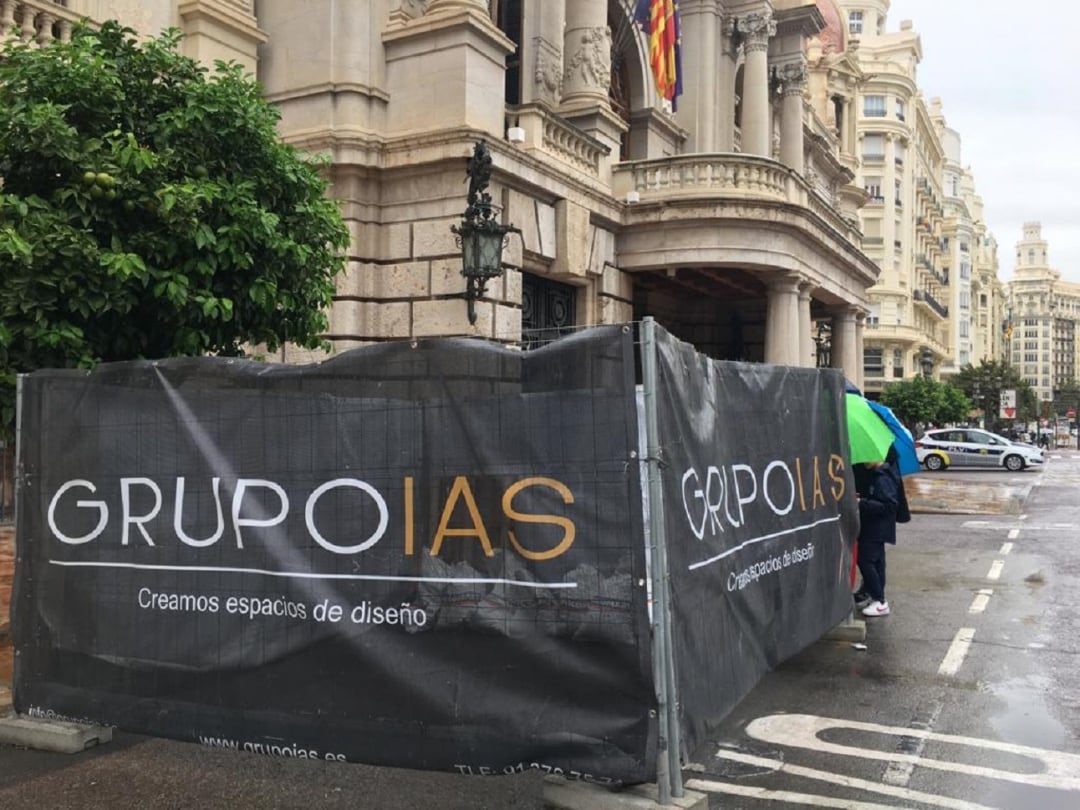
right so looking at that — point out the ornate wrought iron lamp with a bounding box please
[919,347,934,379]
[452,141,519,324]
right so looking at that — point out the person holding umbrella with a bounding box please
[852,446,910,617]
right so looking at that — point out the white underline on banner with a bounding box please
[687,516,842,571]
[46,560,579,589]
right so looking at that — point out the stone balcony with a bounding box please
[613,153,863,248]
[611,152,879,311]
[913,288,949,319]
[0,0,85,45]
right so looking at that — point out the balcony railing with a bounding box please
[0,1,85,46]
[913,289,949,318]
[613,152,864,248]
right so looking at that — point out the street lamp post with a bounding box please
[919,348,934,379]
[451,141,520,325]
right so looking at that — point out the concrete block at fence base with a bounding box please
[543,777,708,810]
[824,612,866,643]
[0,714,113,753]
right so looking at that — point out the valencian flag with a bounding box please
[635,0,683,110]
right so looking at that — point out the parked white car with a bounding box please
[915,428,1044,472]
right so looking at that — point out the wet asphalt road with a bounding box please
[687,452,1080,808]
[3,456,1079,809]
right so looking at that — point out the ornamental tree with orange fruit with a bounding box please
[0,22,349,437]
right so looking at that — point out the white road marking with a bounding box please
[1007,528,1020,539]
[745,714,1080,791]
[938,627,976,676]
[1000,542,1014,554]
[962,521,1073,531]
[986,560,1004,580]
[968,590,993,614]
[693,748,995,809]
[1019,514,1029,520]
[883,702,942,787]
[687,779,912,809]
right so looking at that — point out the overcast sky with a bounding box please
[886,0,1080,283]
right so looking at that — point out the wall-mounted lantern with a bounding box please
[451,141,520,325]
[919,347,934,379]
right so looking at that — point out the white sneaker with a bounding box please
[862,600,890,617]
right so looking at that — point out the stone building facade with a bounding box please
[835,1,1000,394]
[9,0,889,383]
[254,0,881,383]
[1004,223,1080,405]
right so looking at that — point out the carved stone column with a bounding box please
[765,274,802,367]
[559,0,624,178]
[426,0,488,12]
[526,0,565,108]
[679,0,721,151]
[561,0,611,109]
[719,15,738,151]
[830,308,858,381]
[778,59,807,173]
[798,282,815,367]
[737,13,775,158]
[854,312,867,392]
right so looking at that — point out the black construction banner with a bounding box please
[654,329,858,755]
[14,327,656,784]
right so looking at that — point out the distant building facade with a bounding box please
[1004,223,1080,405]
[836,0,1002,393]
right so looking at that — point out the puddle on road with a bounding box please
[985,675,1066,750]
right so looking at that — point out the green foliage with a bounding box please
[1051,379,1080,417]
[878,376,963,428]
[953,360,1035,431]
[0,22,349,439]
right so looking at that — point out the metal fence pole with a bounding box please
[14,374,23,533]
[641,317,683,801]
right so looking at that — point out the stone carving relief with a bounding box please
[778,60,809,92]
[400,0,428,18]
[533,36,563,104]
[563,26,612,93]
[736,13,776,52]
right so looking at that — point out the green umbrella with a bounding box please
[845,392,896,464]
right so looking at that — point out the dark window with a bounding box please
[496,0,522,105]
[522,275,577,350]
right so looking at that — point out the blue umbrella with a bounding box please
[866,400,920,476]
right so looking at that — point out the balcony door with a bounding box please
[522,274,577,350]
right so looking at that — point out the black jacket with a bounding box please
[856,461,906,544]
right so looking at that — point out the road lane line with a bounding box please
[969,590,993,614]
[883,701,942,787]
[986,560,1004,580]
[1007,528,1020,539]
[1000,542,1013,554]
[939,628,976,676]
[692,752,995,810]
[745,714,1080,791]
[687,779,900,808]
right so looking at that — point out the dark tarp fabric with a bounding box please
[654,329,858,756]
[14,326,656,784]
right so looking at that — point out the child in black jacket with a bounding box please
[853,451,908,617]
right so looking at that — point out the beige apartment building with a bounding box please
[836,0,1001,394]
[10,0,888,379]
[1004,223,1080,406]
